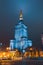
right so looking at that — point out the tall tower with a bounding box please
[10,10,32,51]
[15,10,27,41]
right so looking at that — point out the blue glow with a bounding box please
[28,40,32,46]
[10,12,32,50]
[15,21,27,40]
[10,40,15,50]
[23,50,25,53]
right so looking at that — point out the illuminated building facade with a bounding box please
[10,10,32,51]
[41,33,43,45]
[0,43,2,50]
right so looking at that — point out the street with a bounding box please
[0,60,43,65]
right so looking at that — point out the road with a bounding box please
[0,60,43,65]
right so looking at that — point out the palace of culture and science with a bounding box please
[10,10,32,52]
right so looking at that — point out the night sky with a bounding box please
[0,0,43,47]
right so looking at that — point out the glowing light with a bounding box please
[29,48,33,51]
[3,52,6,55]
[6,47,11,51]
[19,10,23,20]
[0,55,2,58]
[40,51,43,57]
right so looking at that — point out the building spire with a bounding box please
[19,10,23,20]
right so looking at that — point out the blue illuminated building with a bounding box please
[10,10,32,52]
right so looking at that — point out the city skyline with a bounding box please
[0,0,43,47]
